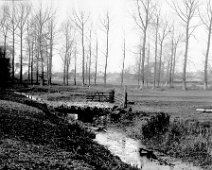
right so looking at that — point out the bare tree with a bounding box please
[121,34,126,86]
[8,2,19,82]
[157,21,169,87]
[94,35,98,85]
[199,0,212,90]
[88,29,92,86]
[61,19,75,85]
[153,12,160,89]
[168,29,175,87]
[171,0,199,90]
[172,34,181,84]
[146,43,151,87]
[74,46,77,85]
[0,5,10,56]
[72,10,89,86]
[33,4,52,85]
[16,2,31,83]
[47,14,57,85]
[133,0,155,89]
[101,10,110,86]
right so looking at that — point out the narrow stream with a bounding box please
[19,92,204,170]
[94,129,203,170]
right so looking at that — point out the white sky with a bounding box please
[0,0,209,74]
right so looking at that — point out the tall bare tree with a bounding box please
[153,12,160,89]
[146,43,151,87]
[61,19,75,85]
[121,34,126,86]
[16,2,31,83]
[88,29,92,86]
[158,21,169,87]
[33,4,52,85]
[47,14,56,85]
[171,32,181,86]
[171,0,199,90]
[94,35,98,85]
[0,5,10,56]
[74,46,77,85]
[133,0,155,89]
[199,0,212,90]
[72,10,89,86]
[101,10,110,86]
[168,29,175,87]
[8,2,19,82]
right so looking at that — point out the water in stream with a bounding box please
[94,129,202,170]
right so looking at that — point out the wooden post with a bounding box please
[109,89,115,103]
[124,85,127,108]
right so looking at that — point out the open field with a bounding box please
[126,88,212,122]
[20,84,212,122]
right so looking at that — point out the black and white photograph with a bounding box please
[0,0,212,169]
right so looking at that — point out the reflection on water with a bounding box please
[94,129,202,170]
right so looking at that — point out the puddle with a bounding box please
[94,129,202,170]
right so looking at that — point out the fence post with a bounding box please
[124,85,127,108]
[109,89,115,103]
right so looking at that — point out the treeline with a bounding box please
[0,0,212,90]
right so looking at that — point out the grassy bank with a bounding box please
[113,110,212,169]
[0,91,139,170]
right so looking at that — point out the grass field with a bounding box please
[126,88,212,122]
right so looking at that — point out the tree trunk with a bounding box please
[104,29,109,86]
[12,28,15,82]
[158,41,163,87]
[146,44,150,88]
[28,42,31,82]
[66,61,69,86]
[88,40,92,86]
[74,47,77,85]
[169,38,174,87]
[36,51,39,84]
[121,38,126,86]
[85,54,88,84]
[183,23,189,90]
[94,38,98,85]
[138,44,142,88]
[172,44,177,84]
[20,31,23,84]
[31,40,34,85]
[140,28,147,89]
[63,55,66,85]
[82,25,85,86]
[153,17,159,89]
[204,20,212,90]
[48,23,53,86]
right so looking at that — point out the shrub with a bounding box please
[0,51,10,90]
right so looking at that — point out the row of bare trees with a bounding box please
[1,0,212,89]
[133,0,212,90]
[0,2,106,86]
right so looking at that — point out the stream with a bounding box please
[94,128,203,170]
[19,92,203,170]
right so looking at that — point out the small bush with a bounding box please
[0,56,11,90]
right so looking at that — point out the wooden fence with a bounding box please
[86,89,115,103]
